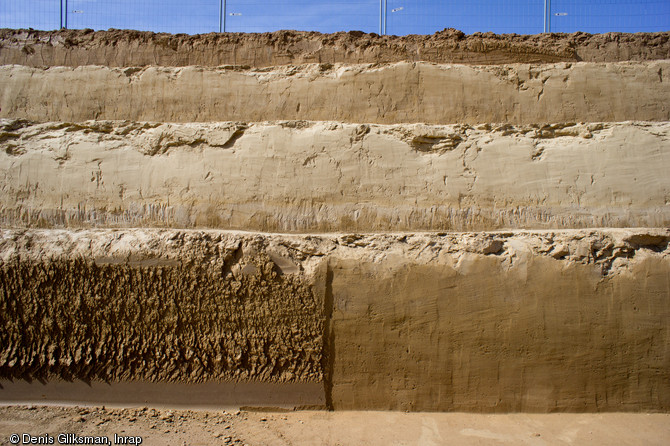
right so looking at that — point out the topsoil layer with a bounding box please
[0,28,669,68]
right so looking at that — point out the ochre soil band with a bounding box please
[1,28,668,415]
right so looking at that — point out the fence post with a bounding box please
[379,0,383,35]
[64,0,68,29]
[543,0,551,32]
[379,0,388,35]
[219,0,227,32]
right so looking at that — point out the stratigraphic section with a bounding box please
[0,230,324,384]
[1,29,669,68]
[1,61,668,124]
[1,120,668,231]
[0,228,668,412]
[325,229,670,412]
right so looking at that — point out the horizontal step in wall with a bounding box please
[2,29,667,415]
[0,381,324,410]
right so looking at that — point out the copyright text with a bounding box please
[9,433,142,445]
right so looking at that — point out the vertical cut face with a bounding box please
[328,253,670,412]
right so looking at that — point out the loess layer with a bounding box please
[0,61,668,124]
[330,243,670,412]
[0,120,668,232]
[0,229,669,412]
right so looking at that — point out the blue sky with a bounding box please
[1,0,669,35]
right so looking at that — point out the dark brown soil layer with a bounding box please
[0,28,668,68]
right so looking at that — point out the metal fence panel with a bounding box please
[1,0,60,30]
[549,0,670,33]
[223,0,379,33]
[384,0,545,36]
[64,0,219,34]
[1,0,669,35]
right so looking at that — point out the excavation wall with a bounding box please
[1,61,668,124]
[0,120,668,232]
[0,229,668,412]
[329,235,670,412]
[0,29,668,412]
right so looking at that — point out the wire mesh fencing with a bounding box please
[223,0,379,34]
[384,0,546,35]
[1,0,668,35]
[549,0,670,33]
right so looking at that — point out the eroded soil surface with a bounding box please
[1,28,668,68]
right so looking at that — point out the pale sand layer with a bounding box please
[0,406,668,445]
[1,61,668,124]
[1,120,669,232]
[1,229,668,412]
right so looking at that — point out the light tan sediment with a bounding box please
[0,120,668,232]
[1,61,668,124]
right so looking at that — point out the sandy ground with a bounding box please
[0,406,668,445]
